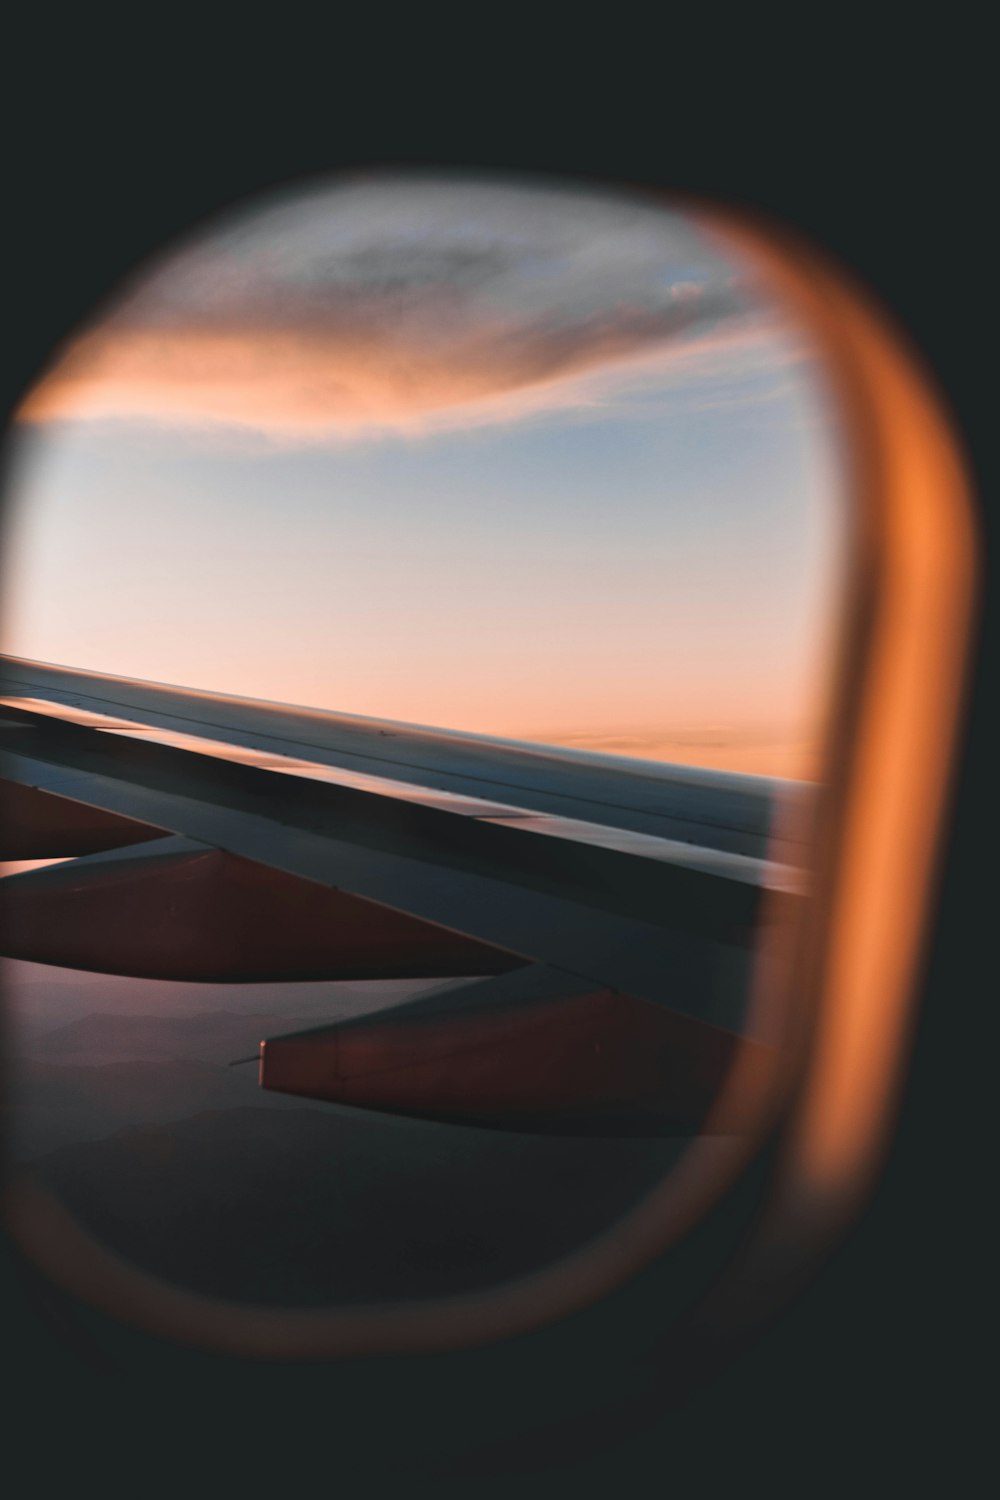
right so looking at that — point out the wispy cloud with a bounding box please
[17,174,798,440]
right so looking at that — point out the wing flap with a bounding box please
[259,964,768,1136]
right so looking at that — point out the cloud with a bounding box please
[17,174,790,439]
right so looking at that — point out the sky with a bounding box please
[2,173,847,778]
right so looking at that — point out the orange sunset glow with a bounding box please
[3,174,846,776]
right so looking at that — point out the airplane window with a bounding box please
[0,173,849,1322]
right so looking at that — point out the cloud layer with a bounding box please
[19,174,781,437]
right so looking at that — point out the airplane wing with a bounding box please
[0,653,813,1136]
